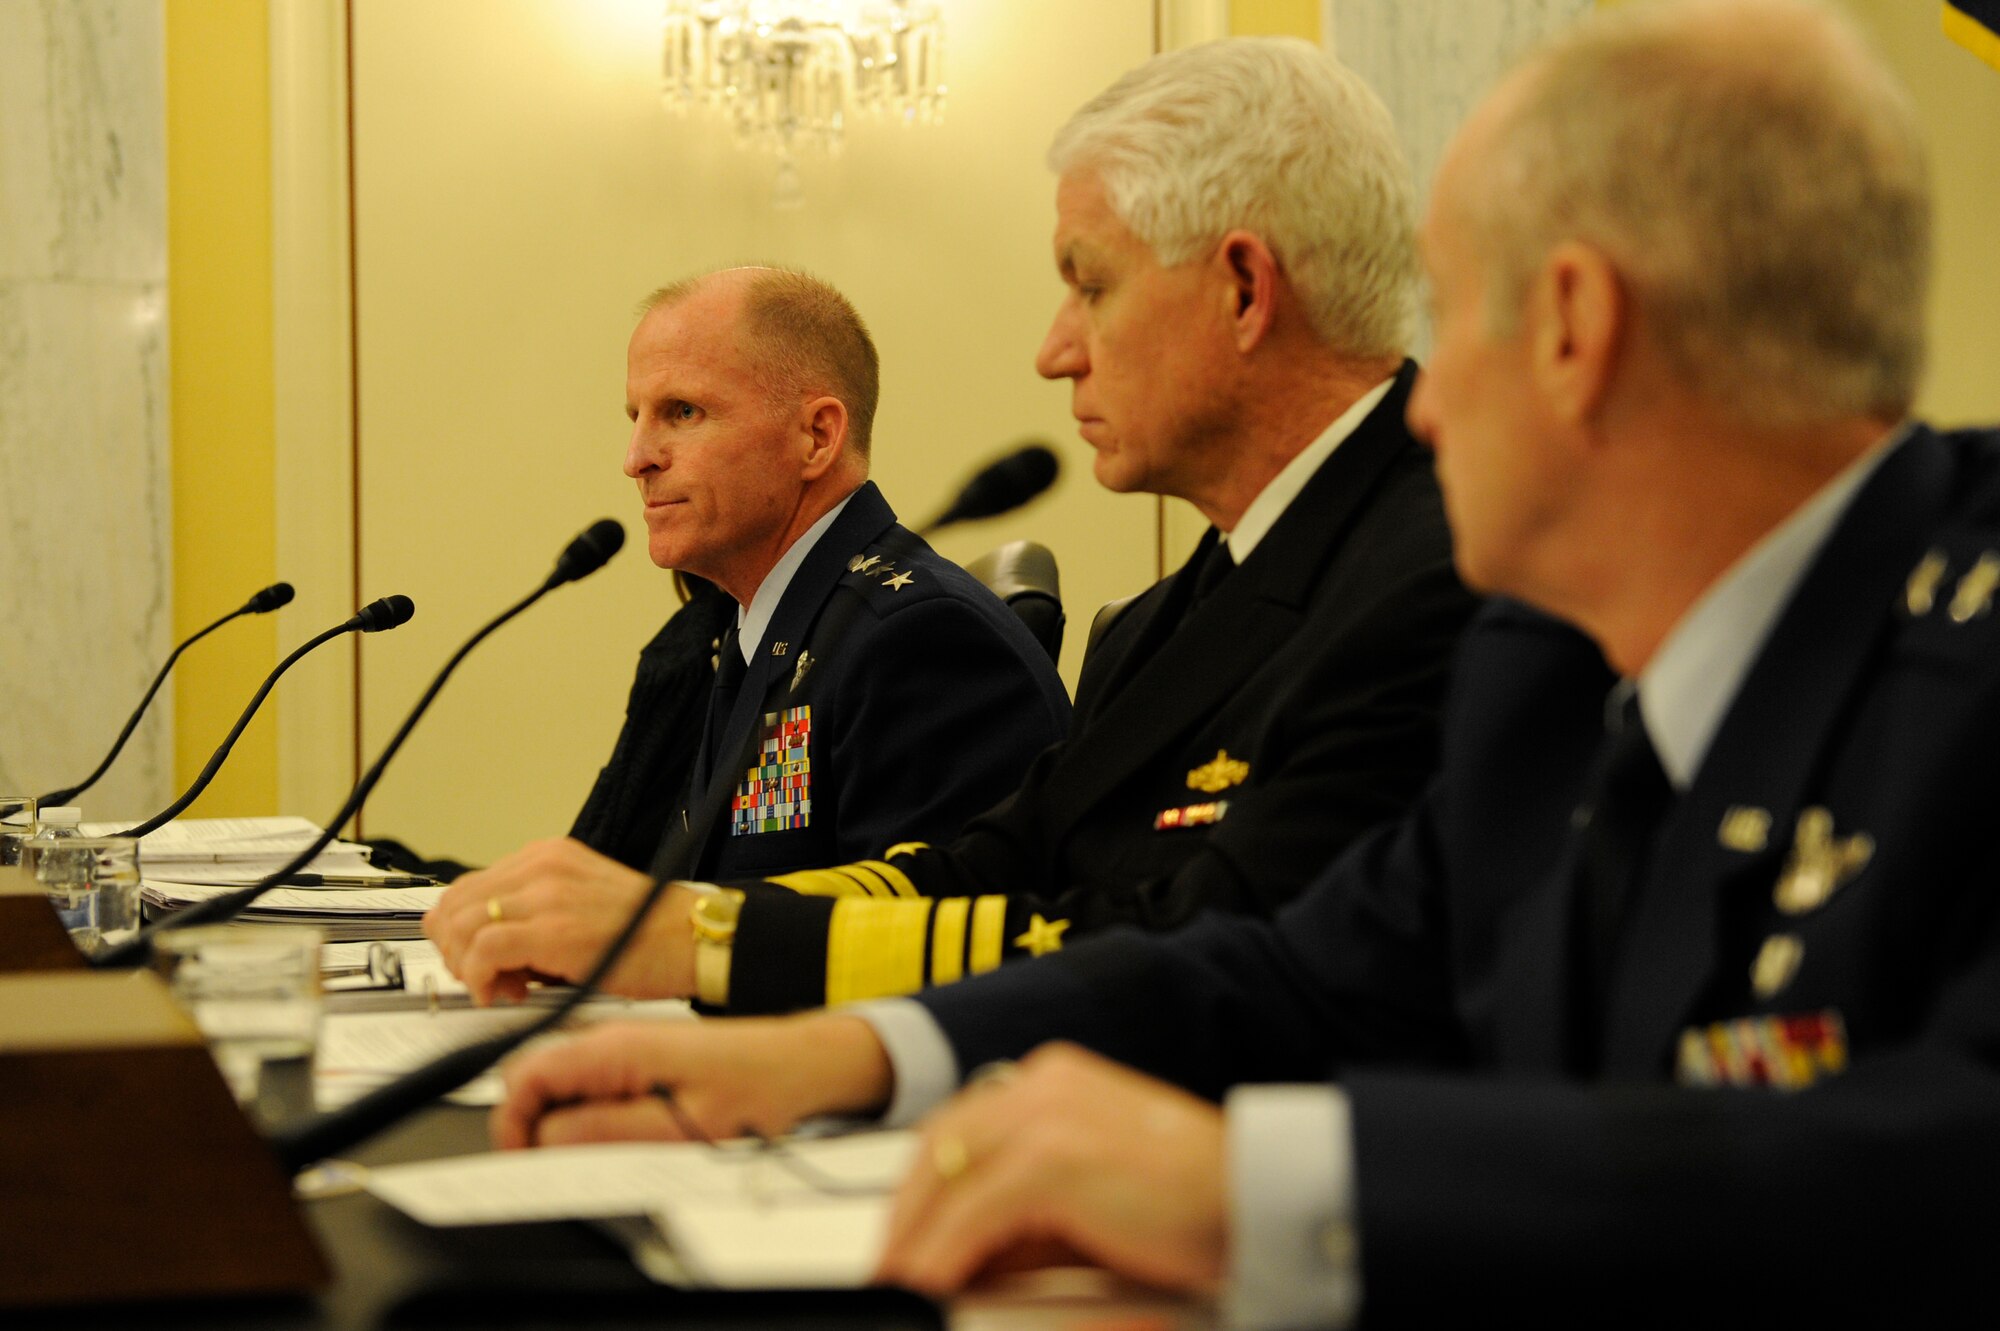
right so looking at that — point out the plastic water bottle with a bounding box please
[30,806,94,944]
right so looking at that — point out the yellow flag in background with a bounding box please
[1945,2,2000,72]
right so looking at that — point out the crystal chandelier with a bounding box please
[662,1,948,208]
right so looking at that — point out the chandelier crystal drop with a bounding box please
[662,0,948,208]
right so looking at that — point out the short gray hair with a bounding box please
[1475,0,1930,426]
[646,267,881,458]
[1049,37,1418,359]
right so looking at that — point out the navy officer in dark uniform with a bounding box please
[493,2,2000,1322]
[425,267,1069,1001]
[427,37,1475,1013]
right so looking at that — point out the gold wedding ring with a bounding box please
[932,1134,970,1182]
[487,897,506,924]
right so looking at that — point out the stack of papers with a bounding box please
[147,880,444,941]
[84,816,435,941]
[82,815,376,878]
[364,1131,914,1288]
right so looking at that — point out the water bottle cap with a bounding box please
[40,806,82,824]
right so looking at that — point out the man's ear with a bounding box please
[800,396,849,480]
[1529,241,1624,427]
[1217,230,1281,354]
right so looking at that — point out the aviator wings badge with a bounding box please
[1772,807,1874,915]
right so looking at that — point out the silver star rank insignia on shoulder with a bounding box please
[885,571,914,591]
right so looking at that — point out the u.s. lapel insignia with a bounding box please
[885,571,915,591]
[1187,750,1250,794]
[1012,913,1069,957]
[790,649,815,692]
[770,640,789,657]
[1905,548,1949,616]
[1949,550,2000,624]
[848,554,883,574]
[1772,807,1874,914]
[1717,806,1771,853]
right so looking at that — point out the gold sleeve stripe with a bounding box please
[883,841,931,860]
[930,898,971,985]
[826,898,936,1006]
[968,896,1007,975]
[766,868,867,899]
[842,862,894,899]
[857,859,919,899]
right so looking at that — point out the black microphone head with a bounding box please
[936,443,1061,530]
[353,594,416,633]
[550,519,626,586]
[246,582,295,614]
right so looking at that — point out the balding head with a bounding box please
[1451,0,1929,428]
[646,267,881,461]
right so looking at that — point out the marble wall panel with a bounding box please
[0,0,171,822]
[1329,0,1592,218]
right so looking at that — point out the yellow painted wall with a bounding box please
[164,0,279,814]
[1231,0,1321,40]
[346,1,1158,861]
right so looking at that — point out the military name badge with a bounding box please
[1675,1009,1848,1091]
[730,705,812,836]
[1772,807,1873,915]
[1155,800,1229,831]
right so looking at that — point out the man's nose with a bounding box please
[1035,305,1086,381]
[623,423,659,479]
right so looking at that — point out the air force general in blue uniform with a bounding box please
[652,479,1072,884]
[891,424,2000,1320]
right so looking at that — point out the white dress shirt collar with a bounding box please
[1637,425,1909,789]
[1223,376,1397,563]
[733,492,857,664]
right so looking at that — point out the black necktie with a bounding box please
[1190,542,1236,612]
[693,623,745,795]
[1571,688,1675,1063]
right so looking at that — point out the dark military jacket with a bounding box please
[920,425,2000,1321]
[721,366,1478,1012]
[657,481,1070,885]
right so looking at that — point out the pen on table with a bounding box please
[280,872,438,887]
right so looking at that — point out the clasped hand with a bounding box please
[423,837,696,1004]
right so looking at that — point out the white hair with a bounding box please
[1049,37,1418,359]
[1476,0,1930,426]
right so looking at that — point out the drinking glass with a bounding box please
[153,925,325,1105]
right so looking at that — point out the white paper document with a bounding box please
[315,997,696,1108]
[364,1132,916,1288]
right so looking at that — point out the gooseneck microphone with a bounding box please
[918,442,1061,536]
[119,596,417,841]
[92,520,625,970]
[38,583,296,808]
